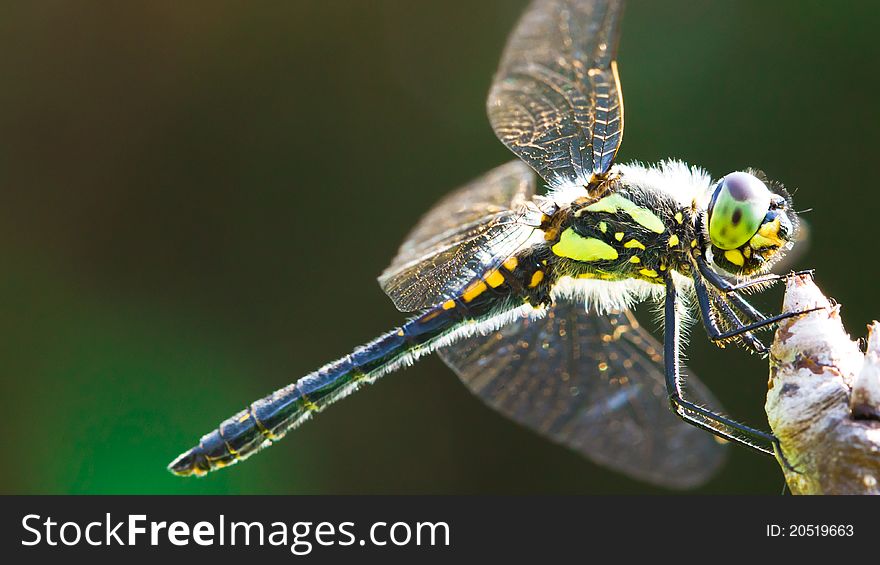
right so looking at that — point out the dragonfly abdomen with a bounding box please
[167,332,414,476]
[167,284,513,477]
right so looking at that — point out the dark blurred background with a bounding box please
[0,0,877,494]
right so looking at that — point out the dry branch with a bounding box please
[766,275,880,494]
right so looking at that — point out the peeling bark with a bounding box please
[766,275,880,494]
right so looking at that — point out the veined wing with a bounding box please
[438,302,727,489]
[379,161,539,312]
[488,0,625,185]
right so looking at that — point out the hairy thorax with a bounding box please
[542,180,699,285]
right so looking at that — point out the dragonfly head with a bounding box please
[706,170,797,276]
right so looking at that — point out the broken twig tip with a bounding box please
[766,278,880,494]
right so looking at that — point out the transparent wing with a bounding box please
[438,302,728,489]
[487,0,625,184]
[379,161,539,312]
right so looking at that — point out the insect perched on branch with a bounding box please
[169,0,814,489]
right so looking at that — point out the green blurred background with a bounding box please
[0,0,877,494]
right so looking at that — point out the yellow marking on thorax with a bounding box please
[691,239,698,248]
[577,270,618,281]
[484,270,505,288]
[551,228,619,261]
[724,249,745,267]
[629,256,641,264]
[624,239,646,250]
[529,270,545,288]
[462,280,488,302]
[639,268,659,278]
[674,211,684,224]
[614,232,624,241]
[598,221,608,233]
[580,194,666,233]
[503,257,518,271]
[442,299,456,310]
[667,234,680,247]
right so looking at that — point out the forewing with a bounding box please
[379,161,538,312]
[438,303,727,489]
[488,0,625,184]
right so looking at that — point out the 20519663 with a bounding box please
[766,524,854,537]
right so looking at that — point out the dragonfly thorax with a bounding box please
[540,161,798,286]
[543,174,698,285]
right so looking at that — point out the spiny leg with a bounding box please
[722,269,814,293]
[712,295,768,354]
[697,280,823,357]
[664,276,790,462]
[695,257,821,331]
[693,274,766,354]
[723,289,766,325]
[696,256,813,298]
[707,308,825,342]
[695,257,767,323]
[696,255,812,294]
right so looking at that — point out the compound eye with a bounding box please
[708,171,772,250]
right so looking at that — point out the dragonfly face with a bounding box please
[169,0,817,489]
[706,171,797,276]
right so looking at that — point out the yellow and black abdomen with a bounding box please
[167,257,544,477]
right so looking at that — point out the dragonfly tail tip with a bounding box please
[167,448,209,477]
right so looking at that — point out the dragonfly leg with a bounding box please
[722,269,815,293]
[694,257,823,341]
[696,257,815,318]
[695,257,768,323]
[723,290,766,325]
[705,308,825,342]
[696,256,813,294]
[664,276,799,470]
[693,274,766,354]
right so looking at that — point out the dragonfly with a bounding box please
[169,0,814,488]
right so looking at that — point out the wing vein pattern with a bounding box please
[437,304,727,489]
[378,161,538,312]
[487,0,625,184]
